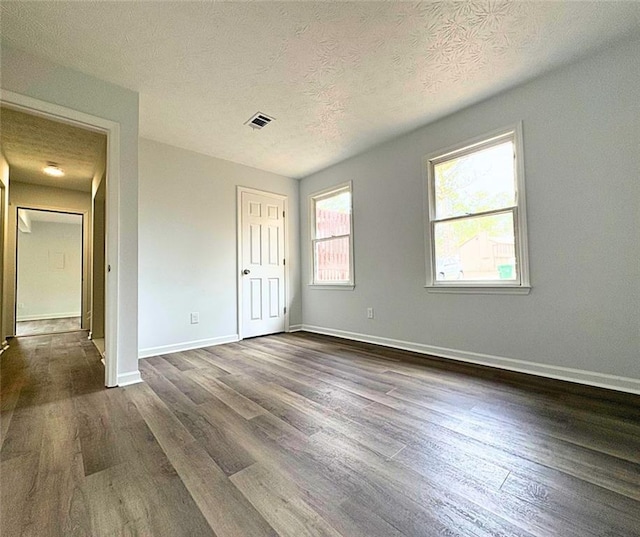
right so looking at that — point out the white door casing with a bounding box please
[0,89,121,387]
[239,188,286,339]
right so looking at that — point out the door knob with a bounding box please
[243,269,251,275]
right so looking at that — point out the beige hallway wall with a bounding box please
[91,176,106,339]
[0,152,9,345]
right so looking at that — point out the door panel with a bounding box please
[250,224,262,265]
[241,190,285,338]
[268,226,279,265]
[268,278,280,318]
[250,279,262,320]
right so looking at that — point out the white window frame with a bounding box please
[423,123,531,294]
[309,181,354,290]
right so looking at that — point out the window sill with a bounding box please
[425,285,531,295]
[308,284,355,291]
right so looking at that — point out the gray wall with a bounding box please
[138,138,300,356]
[1,46,139,382]
[299,36,640,383]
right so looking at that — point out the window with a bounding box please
[309,182,353,288]
[424,123,530,293]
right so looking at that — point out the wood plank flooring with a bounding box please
[15,316,81,336]
[1,330,639,536]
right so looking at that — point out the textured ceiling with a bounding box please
[0,107,106,192]
[2,2,639,178]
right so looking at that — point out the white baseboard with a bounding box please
[288,324,303,332]
[138,334,239,359]
[300,324,640,396]
[0,340,9,357]
[117,370,142,387]
[17,312,81,322]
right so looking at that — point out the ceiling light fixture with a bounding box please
[43,163,64,177]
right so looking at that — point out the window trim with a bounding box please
[308,181,354,289]
[423,122,531,294]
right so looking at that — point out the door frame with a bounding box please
[0,89,120,387]
[14,207,86,334]
[236,186,289,340]
[0,182,7,354]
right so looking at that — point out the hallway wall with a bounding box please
[0,152,9,346]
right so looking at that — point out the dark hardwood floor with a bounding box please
[15,316,81,336]
[1,330,639,536]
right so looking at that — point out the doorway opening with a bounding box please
[0,90,124,387]
[15,208,84,336]
[0,99,115,383]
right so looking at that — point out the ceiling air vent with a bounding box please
[245,112,275,130]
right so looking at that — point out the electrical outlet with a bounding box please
[190,312,200,324]
[367,307,374,319]
[18,303,24,310]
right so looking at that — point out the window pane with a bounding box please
[434,212,517,282]
[434,140,515,220]
[315,191,351,239]
[314,237,350,282]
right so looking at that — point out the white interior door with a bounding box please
[240,190,286,338]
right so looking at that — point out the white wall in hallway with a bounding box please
[138,138,300,357]
[17,219,83,321]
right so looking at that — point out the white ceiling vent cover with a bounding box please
[245,112,275,130]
